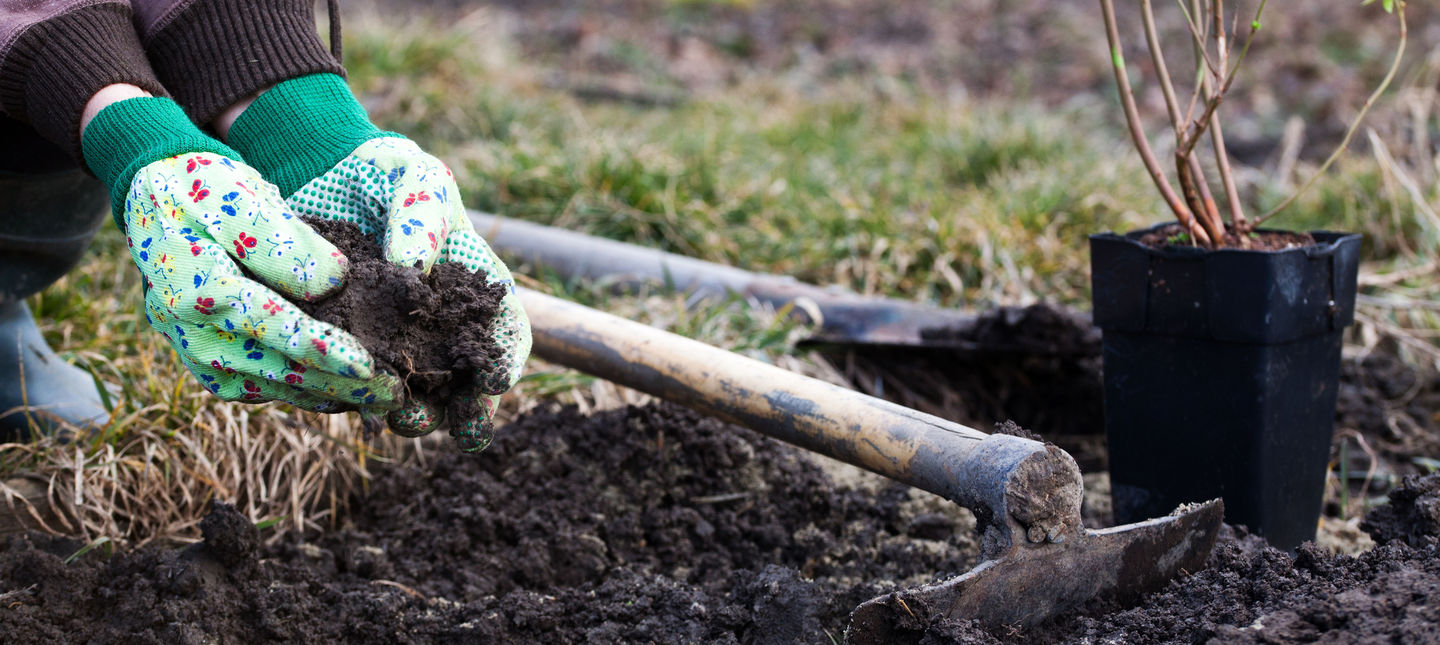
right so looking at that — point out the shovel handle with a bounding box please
[517,288,1082,543]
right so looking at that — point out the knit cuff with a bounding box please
[143,0,345,127]
[227,74,400,198]
[80,97,241,227]
[0,2,169,167]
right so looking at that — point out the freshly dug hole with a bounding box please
[296,219,507,434]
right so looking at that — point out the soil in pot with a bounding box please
[1136,222,1317,250]
[295,219,508,431]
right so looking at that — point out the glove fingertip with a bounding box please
[448,395,498,454]
[383,240,440,274]
[387,399,443,438]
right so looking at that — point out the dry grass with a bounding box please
[0,225,407,544]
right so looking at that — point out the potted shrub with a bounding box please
[1092,0,1406,550]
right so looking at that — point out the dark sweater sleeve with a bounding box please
[139,0,344,128]
[0,0,169,166]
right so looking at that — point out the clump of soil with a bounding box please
[921,304,1100,356]
[1361,473,1440,548]
[297,219,507,432]
[1137,223,1317,251]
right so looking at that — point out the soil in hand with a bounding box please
[296,219,507,428]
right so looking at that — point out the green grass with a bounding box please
[345,20,1174,309]
[341,13,1436,315]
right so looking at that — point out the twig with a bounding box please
[1143,0,1187,139]
[1143,0,1224,235]
[1099,0,1213,246]
[1358,259,1437,287]
[371,579,426,600]
[691,492,751,504]
[1178,0,1212,133]
[1206,0,1247,230]
[1173,0,1220,80]
[1177,155,1225,240]
[1257,2,1408,225]
[1275,116,1306,189]
[0,585,36,604]
[1178,0,1269,158]
[1188,154,1225,234]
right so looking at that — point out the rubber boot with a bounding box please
[0,150,112,442]
[0,301,110,441]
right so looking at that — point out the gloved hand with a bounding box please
[83,97,400,412]
[227,74,530,451]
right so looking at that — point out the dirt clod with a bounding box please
[1362,473,1440,548]
[296,219,507,429]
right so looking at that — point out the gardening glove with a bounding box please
[82,97,401,413]
[227,74,531,451]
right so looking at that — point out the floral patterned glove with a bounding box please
[227,75,530,450]
[83,97,400,412]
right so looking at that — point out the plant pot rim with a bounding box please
[1089,222,1364,343]
[1089,222,1361,259]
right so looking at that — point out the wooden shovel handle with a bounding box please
[517,287,1080,536]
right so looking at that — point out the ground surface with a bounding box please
[2,351,1438,643]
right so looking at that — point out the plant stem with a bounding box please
[1208,0,1247,229]
[1177,154,1225,241]
[1188,153,1225,234]
[1143,0,1221,233]
[1100,0,1213,246]
[1256,1,1407,225]
[1143,0,1186,139]
[1178,0,1269,159]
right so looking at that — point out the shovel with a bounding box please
[516,287,1222,637]
[472,212,1098,356]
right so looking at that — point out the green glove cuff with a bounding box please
[80,97,241,227]
[227,73,403,199]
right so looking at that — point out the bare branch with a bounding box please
[1188,152,1226,233]
[1143,0,1185,137]
[1207,0,1247,228]
[1178,0,1269,158]
[1177,152,1224,240]
[1100,0,1213,245]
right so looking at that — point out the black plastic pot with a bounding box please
[1090,224,1362,551]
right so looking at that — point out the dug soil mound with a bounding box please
[2,400,1439,643]
[0,404,977,643]
[296,219,507,426]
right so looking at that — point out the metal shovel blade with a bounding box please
[846,499,1224,641]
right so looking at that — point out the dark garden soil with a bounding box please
[821,304,1106,469]
[1136,223,1317,252]
[2,349,1439,643]
[296,219,507,429]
